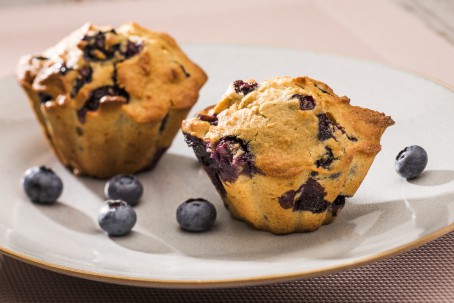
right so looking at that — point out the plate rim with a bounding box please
[2,43,454,288]
[2,222,454,288]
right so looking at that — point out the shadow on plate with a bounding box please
[106,153,454,262]
[76,176,106,200]
[29,153,454,262]
[407,170,454,186]
[35,201,99,235]
[111,231,175,254]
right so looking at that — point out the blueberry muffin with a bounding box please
[17,22,207,179]
[182,77,394,234]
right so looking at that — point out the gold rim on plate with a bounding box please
[2,222,454,288]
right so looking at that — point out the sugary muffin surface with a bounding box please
[17,23,207,178]
[182,76,394,233]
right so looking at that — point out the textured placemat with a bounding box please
[1,232,454,303]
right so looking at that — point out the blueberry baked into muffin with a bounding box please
[17,23,207,179]
[182,77,394,234]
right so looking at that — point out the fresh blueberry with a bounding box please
[395,145,428,179]
[22,166,63,204]
[98,200,137,236]
[176,198,217,232]
[104,174,143,206]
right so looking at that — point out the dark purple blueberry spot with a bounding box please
[212,136,259,183]
[329,195,346,217]
[32,56,49,61]
[159,114,169,132]
[278,178,330,213]
[197,113,218,126]
[233,80,258,95]
[347,135,358,142]
[87,85,128,108]
[76,127,84,136]
[315,147,336,169]
[292,94,316,110]
[184,134,226,196]
[293,178,329,213]
[82,31,106,60]
[184,134,212,167]
[70,66,93,98]
[77,85,129,123]
[38,93,53,104]
[315,84,331,95]
[111,64,121,84]
[179,64,190,78]
[77,111,86,124]
[335,124,358,141]
[329,172,341,179]
[317,113,336,141]
[310,171,319,177]
[71,79,84,98]
[82,31,120,62]
[79,66,93,80]
[123,40,144,59]
[278,190,297,209]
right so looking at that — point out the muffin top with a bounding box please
[182,76,394,179]
[17,22,207,123]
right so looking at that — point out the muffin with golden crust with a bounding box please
[182,76,394,234]
[17,22,207,179]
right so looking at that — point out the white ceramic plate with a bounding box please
[1,45,454,288]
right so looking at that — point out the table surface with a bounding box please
[1,0,454,302]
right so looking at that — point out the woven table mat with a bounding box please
[1,232,454,303]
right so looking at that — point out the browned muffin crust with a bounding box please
[182,76,394,234]
[17,23,207,178]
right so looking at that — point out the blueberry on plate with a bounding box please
[98,200,137,236]
[176,198,217,232]
[104,174,143,206]
[22,166,63,204]
[395,145,428,179]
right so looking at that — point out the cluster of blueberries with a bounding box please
[21,145,427,237]
[22,169,217,236]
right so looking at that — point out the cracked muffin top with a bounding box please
[17,22,207,124]
[182,76,394,180]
